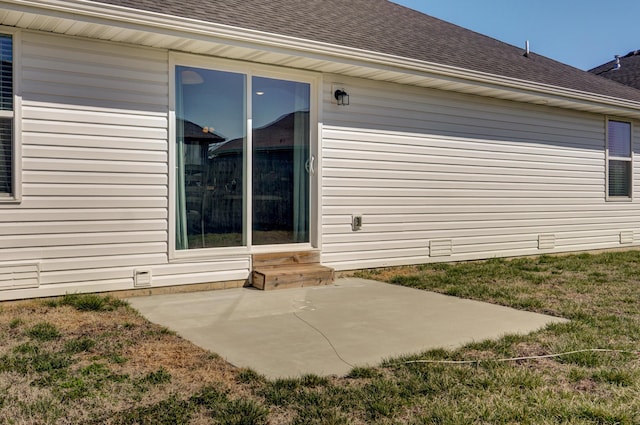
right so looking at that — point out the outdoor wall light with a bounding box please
[334,89,349,105]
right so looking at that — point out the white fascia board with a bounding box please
[4,0,640,117]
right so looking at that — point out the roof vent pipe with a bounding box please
[524,40,530,57]
[614,55,621,71]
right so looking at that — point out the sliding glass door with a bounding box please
[175,65,312,251]
[175,66,246,249]
[252,77,310,245]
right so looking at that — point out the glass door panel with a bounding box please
[175,66,246,249]
[252,77,311,245]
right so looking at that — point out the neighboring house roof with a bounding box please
[216,111,309,155]
[180,119,226,144]
[589,51,640,90]
[91,0,640,104]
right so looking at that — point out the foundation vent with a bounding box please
[0,262,40,291]
[620,230,634,244]
[134,269,152,288]
[538,234,556,250]
[430,239,453,257]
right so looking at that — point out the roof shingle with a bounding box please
[589,51,640,91]
[93,0,640,103]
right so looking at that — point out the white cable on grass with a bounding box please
[397,349,639,366]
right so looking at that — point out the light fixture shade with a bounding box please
[334,89,349,105]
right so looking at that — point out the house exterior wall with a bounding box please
[0,31,249,300]
[321,76,640,270]
[1,29,639,299]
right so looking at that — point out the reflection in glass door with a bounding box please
[175,66,246,249]
[175,65,312,251]
[252,77,310,245]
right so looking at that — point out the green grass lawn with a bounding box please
[2,251,640,424]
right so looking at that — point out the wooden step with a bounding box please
[252,263,335,290]
[252,250,321,268]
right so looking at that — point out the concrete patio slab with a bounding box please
[127,278,567,379]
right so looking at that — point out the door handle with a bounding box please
[305,155,316,175]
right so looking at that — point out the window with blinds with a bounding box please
[0,34,12,196]
[607,119,633,198]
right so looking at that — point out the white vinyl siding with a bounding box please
[3,27,640,299]
[321,77,640,270]
[0,32,250,299]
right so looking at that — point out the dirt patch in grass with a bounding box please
[117,336,239,396]
[0,299,248,424]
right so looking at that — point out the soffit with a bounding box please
[2,3,640,120]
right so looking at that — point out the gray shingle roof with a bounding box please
[589,51,640,91]
[94,0,640,103]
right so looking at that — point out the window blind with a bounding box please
[607,120,632,198]
[608,160,631,197]
[608,120,631,157]
[0,34,11,195]
[0,35,11,111]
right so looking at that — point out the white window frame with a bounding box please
[168,53,322,261]
[0,28,21,204]
[605,117,633,201]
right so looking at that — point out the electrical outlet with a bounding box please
[352,215,362,231]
